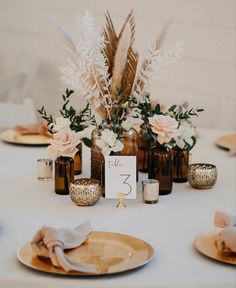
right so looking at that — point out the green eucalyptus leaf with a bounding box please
[155,104,161,114]
[168,105,177,112]
[190,136,197,150]
[82,137,91,148]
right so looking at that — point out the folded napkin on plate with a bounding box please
[14,122,49,136]
[31,221,96,273]
[214,211,236,228]
[215,227,236,254]
[214,211,236,254]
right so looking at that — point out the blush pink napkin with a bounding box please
[14,122,49,136]
[214,211,236,228]
[214,211,236,253]
[31,221,96,273]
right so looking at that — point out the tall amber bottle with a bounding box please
[148,142,173,195]
[55,156,74,195]
[172,146,189,182]
[138,130,151,173]
[74,143,82,175]
[116,128,139,181]
[90,128,104,182]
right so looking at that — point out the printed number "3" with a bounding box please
[120,174,132,195]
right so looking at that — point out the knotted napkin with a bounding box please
[31,221,96,273]
[14,122,49,136]
[214,211,236,228]
[214,211,236,254]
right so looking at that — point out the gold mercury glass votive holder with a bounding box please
[187,163,217,189]
[69,178,102,206]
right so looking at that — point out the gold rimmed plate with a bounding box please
[0,129,51,146]
[215,134,236,151]
[17,231,154,276]
[194,231,236,265]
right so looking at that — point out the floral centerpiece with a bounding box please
[136,95,203,189]
[135,97,178,194]
[38,89,92,194]
[167,101,203,150]
[58,11,140,154]
[167,102,204,182]
[38,89,91,159]
[136,97,203,148]
[57,10,184,182]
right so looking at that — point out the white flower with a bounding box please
[148,114,178,144]
[175,121,195,149]
[96,129,124,156]
[52,117,71,132]
[121,117,135,131]
[47,129,81,159]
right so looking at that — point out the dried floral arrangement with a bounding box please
[58,10,184,155]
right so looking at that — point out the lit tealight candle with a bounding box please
[37,159,53,180]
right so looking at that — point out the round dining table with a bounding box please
[0,128,235,288]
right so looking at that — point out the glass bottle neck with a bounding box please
[151,141,170,152]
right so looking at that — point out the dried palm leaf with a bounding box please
[111,24,132,99]
[134,19,173,92]
[152,18,173,51]
[120,47,139,101]
[102,11,118,76]
[102,10,136,76]
[118,10,136,45]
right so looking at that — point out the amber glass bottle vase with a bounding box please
[74,143,82,175]
[90,128,104,182]
[138,130,151,173]
[116,128,139,181]
[148,142,173,195]
[55,156,74,195]
[172,146,189,183]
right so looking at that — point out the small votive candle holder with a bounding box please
[142,179,159,204]
[37,159,53,180]
[187,163,217,189]
[69,178,102,206]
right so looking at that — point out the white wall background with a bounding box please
[0,0,235,130]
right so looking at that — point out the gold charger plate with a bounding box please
[17,231,154,276]
[194,231,236,265]
[0,129,50,146]
[215,134,236,151]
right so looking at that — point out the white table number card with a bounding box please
[105,156,136,199]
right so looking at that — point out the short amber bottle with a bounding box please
[148,142,173,195]
[172,146,189,183]
[55,156,74,195]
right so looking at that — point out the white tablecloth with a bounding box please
[0,128,235,288]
